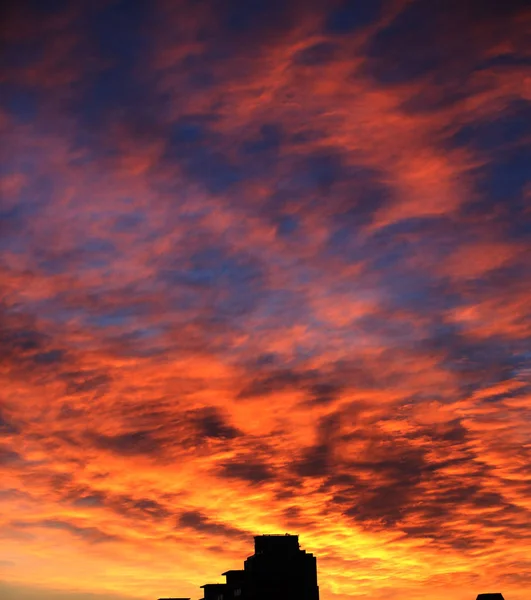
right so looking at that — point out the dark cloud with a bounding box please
[62,371,112,394]
[307,383,342,406]
[294,444,331,478]
[420,325,524,392]
[32,349,66,365]
[67,486,173,521]
[364,0,529,86]
[240,363,376,404]
[0,409,19,436]
[238,368,307,399]
[0,446,25,466]
[293,42,339,66]
[468,143,531,236]
[309,417,531,546]
[0,321,44,361]
[90,430,162,456]
[165,136,244,195]
[193,407,243,440]
[219,458,274,484]
[342,450,428,527]
[177,509,245,539]
[294,413,341,477]
[71,493,106,508]
[111,495,171,520]
[158,246,266,317]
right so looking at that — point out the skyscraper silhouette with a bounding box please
[164,534,319,600]
[244,534,319,600]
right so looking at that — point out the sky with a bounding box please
[0,0,530,599]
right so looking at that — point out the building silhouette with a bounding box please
[242,534,319,600]
[159,535,504,600]
[163,534,319,600]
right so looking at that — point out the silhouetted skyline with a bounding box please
[187,534,318,600]
[160,535,505,600]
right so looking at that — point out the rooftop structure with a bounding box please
[164,534,319,600]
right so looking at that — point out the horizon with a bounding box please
[1,0,530,599]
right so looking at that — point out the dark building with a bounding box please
[167,534,319,600]
[244,535,319,600]
[201,583,232,600]
[159,542,506,600]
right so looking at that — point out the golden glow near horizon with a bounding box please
[0,1,530,599]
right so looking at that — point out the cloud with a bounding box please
[0,409,19,436]
[364,0,530,86]
[0,0,530,599]
[219,458,275,484]
[109,495,171,521]
[193,407,243,440]
[11,519,118,544]
[90,430,163,457]
[177,510,245,539]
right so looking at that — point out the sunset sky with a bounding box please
[1,1,530,599]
